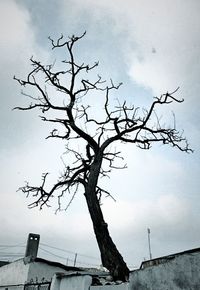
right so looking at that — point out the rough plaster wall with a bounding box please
[50,274,61,290]
[59,275,92,290]
[28,262,68,282]
[0,287,24,290]
[0,259,29,285]
[130,252,200,290]
[90,284,129,290]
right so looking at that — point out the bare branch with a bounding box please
[15,32,193,281]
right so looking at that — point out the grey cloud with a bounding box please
[0,0,199,269]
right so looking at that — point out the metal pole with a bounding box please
[147,228,152,260]
[73,253,77,267]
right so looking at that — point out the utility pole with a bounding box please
[147,228,152,260]
[73,253,77,267]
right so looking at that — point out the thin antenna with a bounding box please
[147,228,152,260]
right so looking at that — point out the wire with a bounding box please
[0,254,24,260]
[0,243,25,251]
[39,247,73,261]
[40,243,75,255]
[40,242,100,261]
[0,242,101,267]
[39,247,100,268]
[0,242,25,261]
[0,254,24,257]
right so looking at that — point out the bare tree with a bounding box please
[14,32,192,281]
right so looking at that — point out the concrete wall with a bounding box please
[0,259,69,287]
[90,284,129,290]
[129,250,200,290]
[0,259,29,287]
[49,249,200,290]
[51,274,92,290]
[50,273,129,290]
[28,261,68,283]
[1,249,200,290]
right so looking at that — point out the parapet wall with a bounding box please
[129,249,200,289]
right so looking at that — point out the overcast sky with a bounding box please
[0,0,200,269]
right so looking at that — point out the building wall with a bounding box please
[90,284,129,290]
[28,261,68,283]
[51,274,92,290]
[1,249,200,290]
[0,259,69,287]
[129,251,200,290]
[0,259,29,286]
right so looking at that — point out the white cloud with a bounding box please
[68,0,200,98]
[103,193,189,232]
[0,0,51,151]
[0,0,31,47]
[1,1,34,72]
[127,0,200,96]
[0,0,49,90]
[101,191,196,266]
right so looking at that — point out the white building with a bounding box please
[129,247,200,289]
[1,233,200,290]
[0,233,82,290]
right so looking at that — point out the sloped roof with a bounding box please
[33,257,82,272]
[0,261,9,267]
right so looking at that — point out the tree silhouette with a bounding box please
[14,32,192,281]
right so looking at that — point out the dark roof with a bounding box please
[55,270,109,278]
[34,257,82,272]
[140,246,200,269]
[0,261,9,267]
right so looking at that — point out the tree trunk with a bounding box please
[84,153,129,281]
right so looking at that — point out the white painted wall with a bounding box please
[1,249,200,290]
[49,250,200,290]
[51,274,92,290]
[90,284,129,290]
[50,274,129,290]
[28,261,68,283]
[0,259,69,287]
[129,251,200,290]
[0,259,29,286]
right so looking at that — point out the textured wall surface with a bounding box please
[0,259,29,286]
[1,249,200,290]
[28,261,68,282]
[54,275,92,290]
[129,251,200,290]
[90,284,129,290]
